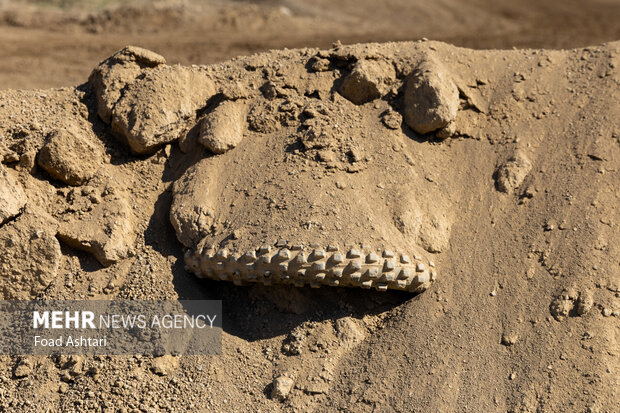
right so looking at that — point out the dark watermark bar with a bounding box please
[0,300,222,356]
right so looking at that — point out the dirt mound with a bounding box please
[0,40,619,411]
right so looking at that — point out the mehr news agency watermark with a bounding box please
[0,300,222,355]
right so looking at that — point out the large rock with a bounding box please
[403,57,459,134]
[57,186,135,266]
[339,59,396,105]
[37,126,104,186]
[0,208,61,299]
[170,158,217,248]
[111,65,216,154]
[0,164,26,225]
[89,46,166,124]
[198,100,247,154]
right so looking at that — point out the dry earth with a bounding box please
[0,1,619,413]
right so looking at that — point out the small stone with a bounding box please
[348,148,364,163]
[271,375,294,401]
[0,164,27,225]
[150,355,179,376]
[198,100,247,154]
[543,219,556,231]
[339,59,396,105]
[381,109,402,130]
[509,372,516,380]
[17,151,37,173]
[602,308,611,317]
[38,126,104,186]
[436,121,457,139]
[501,332,518,346]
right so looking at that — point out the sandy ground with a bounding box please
[0,1,619,413]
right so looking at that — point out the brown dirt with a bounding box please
[0,1,619,412]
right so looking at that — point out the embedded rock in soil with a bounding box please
[57,187,135,266]
[495,151,532,194]
[0,208,61,299]
[0,164,26,225]
[110,65,215,154]
[339,59,396,105]
[198,100,247,154]
[403,57,459,134]
[271,375,294,401]
[37,126,104,186]
[89,46,166,123]
[170,158,217,248]
[150,355,179,376]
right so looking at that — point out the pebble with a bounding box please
[271,375,294,401]
[501,332,518,346]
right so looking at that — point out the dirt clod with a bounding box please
[89,45,166,123]
[38,126,104,186]
[151,355,179,376]
[0,163,26,225]
[110,66,215,154]
[339,59,396,105]
[57,187,135,266]
[576,289,594,315]
[495,151,532,194]
[170,158,217,248]
[271,375,294,401]
[199,100,247,154]
[0,208,61,299]
[403,57,459,134]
